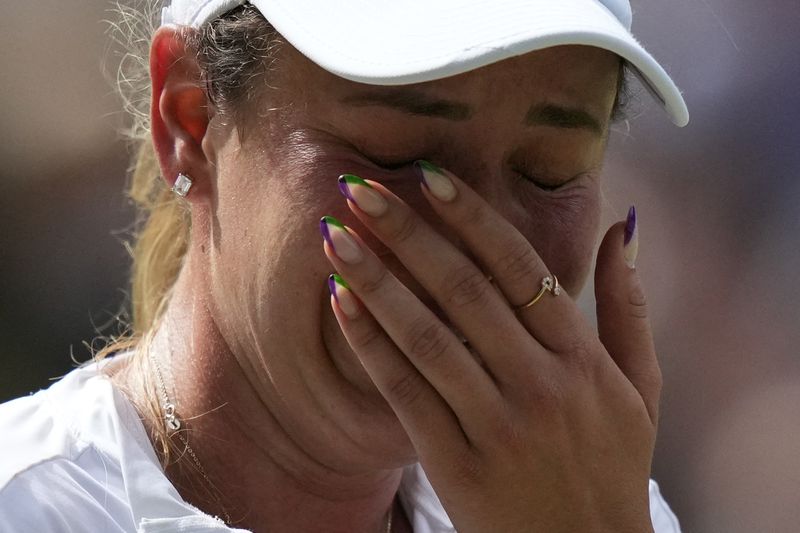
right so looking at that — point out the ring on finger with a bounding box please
[513,275,561,311]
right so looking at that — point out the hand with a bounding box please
[321,165,661,533]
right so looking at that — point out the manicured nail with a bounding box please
[320,215,364,264]
[338,174,388,216]
[328,273,360,317]
[415,160,457,202]
[623,205,638,269]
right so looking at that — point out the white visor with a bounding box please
[162,0,689,126]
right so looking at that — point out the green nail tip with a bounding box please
[331,272,350,289]
[340,174,372,188]
[321,215,345,229]
[417,160,443,174]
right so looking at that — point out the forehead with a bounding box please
[426,45,619,98]
[281,44,621,119]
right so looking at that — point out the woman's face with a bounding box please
[198,44,620,466]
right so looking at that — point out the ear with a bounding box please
[150,25,214,202]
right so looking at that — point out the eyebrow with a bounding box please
[341,89,472,121]
[524,104,604,135]
[340,88,604,135]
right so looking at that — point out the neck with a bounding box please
[115,266,411,532]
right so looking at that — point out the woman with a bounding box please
[0,0,688,531]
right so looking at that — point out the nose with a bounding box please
[414,154,511,272]
[435,150,519,236]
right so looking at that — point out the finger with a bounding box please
[412,162,595,354]
[595,207,662,425]
[327,273,475,467]
[338,173,543,384]
[320,219,504,434]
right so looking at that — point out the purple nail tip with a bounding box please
[413,160,426,184]
[624,205,637,245]
[319,217,333,244]
[327,274,339,302]
[337,176,356,203]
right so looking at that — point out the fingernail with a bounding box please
[338,174,388,216]
[623,205,638,269]
[415,160,457,202]
[328,273,360,317]
[320,215,364,264]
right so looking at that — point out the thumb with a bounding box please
[595,206,662,426]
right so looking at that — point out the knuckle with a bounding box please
[350,323,385,352]
[563,337,604,380]
[493,239,539,284]
[493,415,527,452]
[358,267,390,296]
[456,202,490,230]
[406,318,452,364]
[564,336,594,366]
[628,284,649,320]
[440,265,490,308]
[387,210,420,245]
[386,371,426,408]
[517,372,566,418]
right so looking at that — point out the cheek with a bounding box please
[509,180,602,295]
[206,144,379,353]
[212,137,407,284]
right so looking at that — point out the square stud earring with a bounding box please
[171,172,193,197]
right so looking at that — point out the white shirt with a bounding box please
[0,356,681,532]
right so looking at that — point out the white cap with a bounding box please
[162,0,688,126]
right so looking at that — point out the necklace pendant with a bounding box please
[166,415,181,431]
[163,402,181,430]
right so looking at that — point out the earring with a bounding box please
[171,172,193,197]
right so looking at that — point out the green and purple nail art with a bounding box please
[327,272,359,316]
[414,159,444,177]
[414,160,457,202]
[337,174,370,203]
[319,214,346,245]
[328,272,349,302]
[319,215,363,263]
[337,174,388,216]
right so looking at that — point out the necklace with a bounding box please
[150,349,393,532]
[150,349,233,525]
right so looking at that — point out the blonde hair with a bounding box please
[101,1,281,468]
[102,1,188,344]
[127,143,190,334]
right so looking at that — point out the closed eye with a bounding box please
[369,154,577,191]
[364,155,419,171]
[514,166,572,191]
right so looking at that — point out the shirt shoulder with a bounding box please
[0,453,133,532]
[0,362,138,531]
[0,356,237,532]
[0,382,83,491]
[0,356,151,492]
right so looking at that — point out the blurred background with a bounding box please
[1,1,798,531]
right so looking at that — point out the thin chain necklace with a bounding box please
[150,350,393,532]
[150,349,233,525]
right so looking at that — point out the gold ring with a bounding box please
[513,275,561,311]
